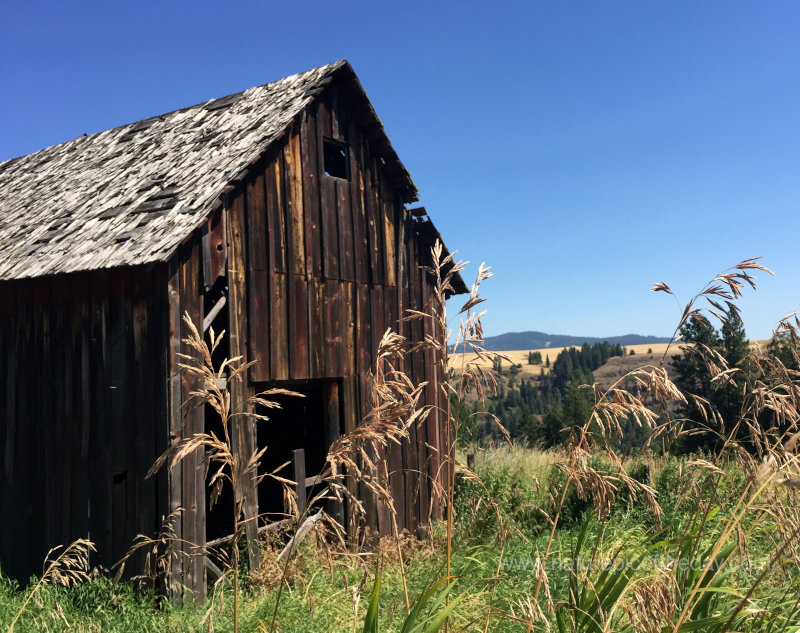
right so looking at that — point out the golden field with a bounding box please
[449,340,771,376]
[449,342,681,375]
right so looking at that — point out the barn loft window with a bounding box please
[323,138,349,180]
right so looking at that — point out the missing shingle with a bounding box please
[134,198,176,214]
[204,92,245,112]
[99,205,132,219]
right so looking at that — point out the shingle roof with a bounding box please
[0,60,417,280]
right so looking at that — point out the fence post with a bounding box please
[292,448,307,515]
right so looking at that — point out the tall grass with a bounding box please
[5,252,800,632]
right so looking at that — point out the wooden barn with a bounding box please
[0,60,466,595]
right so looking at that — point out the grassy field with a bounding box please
[2,248,794,631]
[3,445,799,632]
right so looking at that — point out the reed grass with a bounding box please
[5,252,800,632]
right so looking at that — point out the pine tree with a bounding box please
[672,311,751,453]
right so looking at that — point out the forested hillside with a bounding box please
[481,330,671,351]
[456,311,789,455]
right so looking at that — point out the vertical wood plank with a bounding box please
[289,274,309,380]
[363,144,383,285]
[321,177,339,279]
[325,382,344,526]
[286,127,306,276]
[382,194,397,287]
[308,276,325,377]
[131,270,158,558]
[384,283,398,343]
[356,284,371,375]
[33,279,55,550]
[68,277,88,546]
[387,441,406,533]
[268,150,287,274]
[318,96,340,280]
[2,283,17,486]
[336,96,355,282]
[337,179,355,282]
[271,271,289,381]
[301,106,323,277]
[208,208,227,282]
[292,449,307,515]
[166,257,184,587]
[179,243,206,599]
[342,281,355,377]
[348,111,368,285]
[340,376,357,537]
[323,279,343,378]
[410,241,429,531]
[329,85,341,140]
[422,278,444,520]
[89,272,113,569]
[7,284,34,577]
[247,172,270,382]
[369,285,384,362]
[357,374,378,535]
[226,193,261,570]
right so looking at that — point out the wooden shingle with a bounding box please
[0,60,418,280]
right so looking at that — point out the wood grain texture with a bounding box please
[226,192,260,571]
[247,173,270,382]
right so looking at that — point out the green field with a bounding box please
[3,443,800,632]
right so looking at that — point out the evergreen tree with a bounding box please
[672,315,720,453]
[718,312,750,427]
[768,330,800,370]
[561,383,594,438]
[539,405,566,448]
[672,312,750,453]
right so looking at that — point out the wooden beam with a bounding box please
[202,295,227,332]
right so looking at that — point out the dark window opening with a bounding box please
[323,138,349,180]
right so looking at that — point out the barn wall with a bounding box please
[0,266,169,581]
[224,82,447,535]
[166,238,207,598]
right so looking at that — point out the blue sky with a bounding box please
[2,1,799,339]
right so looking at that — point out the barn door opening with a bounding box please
[256,379,342,523]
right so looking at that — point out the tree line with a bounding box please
[458,342,627,447]
[456,314,796,455]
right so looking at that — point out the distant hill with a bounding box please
[480,331,672,351]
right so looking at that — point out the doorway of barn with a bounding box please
[255,379,343,525]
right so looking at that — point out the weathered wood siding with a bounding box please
[0,266,170,581]
[223,83,447,535]
[166,239,207,598]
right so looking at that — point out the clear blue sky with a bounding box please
[2,1,799,340]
